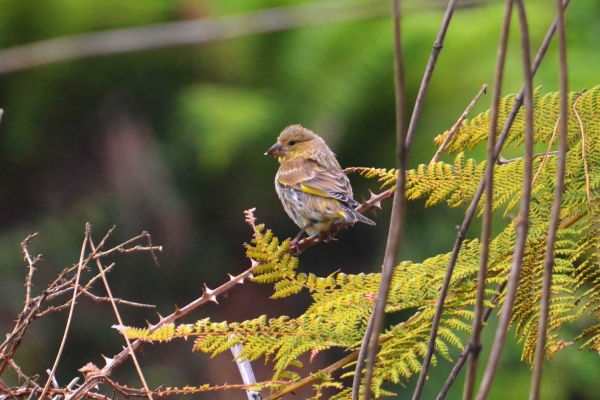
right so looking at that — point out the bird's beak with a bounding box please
[265,142,285,157]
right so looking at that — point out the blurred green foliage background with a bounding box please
[0,0,599,398]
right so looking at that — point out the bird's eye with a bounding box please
[289,140,296,146]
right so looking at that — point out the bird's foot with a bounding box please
[323,231,338,243]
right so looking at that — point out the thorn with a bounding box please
[156,312,165,322]
[146,320,153,328]
[250,259,259,268]
[247,272,254,279]
[369,190,382,209]
[203,284,218,304]
[101,355,114,366]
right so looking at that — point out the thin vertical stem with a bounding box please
[352,302,377,399]
[363,2,460,398]
[40,224,90,399]
[475,1,534,399]
[404,0,459,156]
[88,238,154,400]
[437,281,507,400]
[414,1,570,399]
[528,0,568,397]
[462,1,512,399]
[360,1,407,398]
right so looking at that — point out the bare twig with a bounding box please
[413,1,571,398]
[528,0,569,397]
[142,231,161,268]
[78,286,155,309]
[360,0,410,398]
[40,224,91,399]
[88,235,154,400]
[475,1,534,399]
[462,2,511,399]
[21,232,40,313]
[3,387,111,400]
[431,84,488,164]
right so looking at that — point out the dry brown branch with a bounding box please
[1,228,164,399]
[40,224,91,399]
[67,256,259,399]
[104,379,287,397]
[3,387,111,400]
[88,233,153,399]
[78,287,155,309]
[20,233,40,314]
[431,84,488,164]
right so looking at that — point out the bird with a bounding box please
[265,125,375,245]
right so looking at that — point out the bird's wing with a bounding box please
[278,158,358,206]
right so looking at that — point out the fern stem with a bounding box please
[475,1,534,399]
[463,1,512,399]
[528,0,569,397]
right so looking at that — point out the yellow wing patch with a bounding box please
[300,183,331,198]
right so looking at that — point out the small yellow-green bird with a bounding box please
[265,125,375,244]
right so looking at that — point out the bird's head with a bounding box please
[265,125,321,162]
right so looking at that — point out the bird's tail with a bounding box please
[343,207,376,226]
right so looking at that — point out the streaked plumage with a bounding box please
[265,125,375,242]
